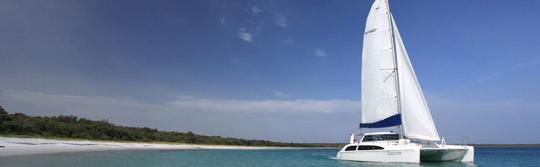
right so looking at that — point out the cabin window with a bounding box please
[362,134,399,142]
[362,135,375,142]
[357,145,384,150]
[344,146,358,151]
[380,134,399,140]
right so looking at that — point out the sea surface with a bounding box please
[1,148,539,167]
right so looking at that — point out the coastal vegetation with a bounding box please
[0,106,333,147]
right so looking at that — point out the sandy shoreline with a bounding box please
[0,137,299,158]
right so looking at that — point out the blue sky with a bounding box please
[1,0,539,144]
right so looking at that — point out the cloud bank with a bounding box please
[0,89,361,142]
[0,89,359,115]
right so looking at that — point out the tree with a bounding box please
[0,105,8,123]
[0,107,322,147]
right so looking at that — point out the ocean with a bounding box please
[1,148,539,167]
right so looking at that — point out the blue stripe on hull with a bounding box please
[359,114,401,128]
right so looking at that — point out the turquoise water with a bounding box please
[1,148,539,167]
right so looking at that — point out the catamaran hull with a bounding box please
[420,146,474,162]
[336,144,474,163]
[337,148,420,163]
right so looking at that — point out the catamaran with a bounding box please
[336,0,474,163]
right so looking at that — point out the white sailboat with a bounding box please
[336,0,474,163]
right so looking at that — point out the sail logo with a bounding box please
[364,28,377,35]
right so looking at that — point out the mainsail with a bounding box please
[360,0,440,141]
[360,0,400,128]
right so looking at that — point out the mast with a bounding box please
[385,0,404,139]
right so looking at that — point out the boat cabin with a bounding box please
[343,132,403,152]
[351,132,400,144]
[361,133,399,142]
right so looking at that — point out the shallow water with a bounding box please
[1,148,539,167]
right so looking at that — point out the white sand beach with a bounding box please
[0,137,294,157]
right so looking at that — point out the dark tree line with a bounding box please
[0,105,327,147]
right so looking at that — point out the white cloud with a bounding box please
[236,6,268,43]
[1,90,141,108]
[0,89,155,121]
[271,90,290,98]
[238,32,253,42]
[237,28,253,42]
[314,48,329,57]
[252,6,263,15]
[273,13,287,27]
[0,89,360,114]
[168,97,359,113]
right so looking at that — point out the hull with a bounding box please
[337,148,420,163]
[336,143,422,163]
[420,145,474,162]
[336,144,474,163]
